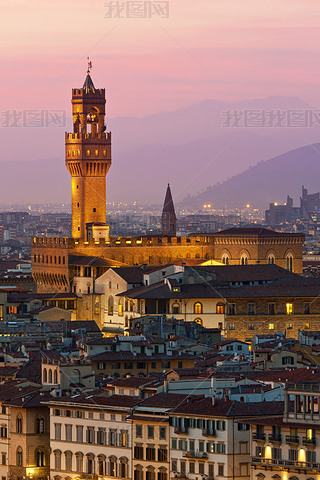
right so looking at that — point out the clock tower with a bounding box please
[65,61,111,239]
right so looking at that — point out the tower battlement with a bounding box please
[32,234,215,249]
[72,88,105,97]
[65,132,111,143]
[33,237,69,247]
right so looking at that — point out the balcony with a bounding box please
[285,435,299,445]
[302,436,316,446]
[174,426,189,435]
[183,451,208,459]
[79,475,99,480]
[268,434,282,443]
[286,383,320,392]
[202,428,216,437]
[252,457,320,471]
[253,432,266,441]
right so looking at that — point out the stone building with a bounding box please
[119,265,320,340]
[31,69,305,294]
[5,391,50,480]
[250,379,320,480]
[170,396,284,480]
[46,392,139,480]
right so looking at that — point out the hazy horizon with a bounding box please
[2,0,320,207]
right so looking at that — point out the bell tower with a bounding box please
[65,60,111,239]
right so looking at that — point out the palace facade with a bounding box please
[31,69,304,294]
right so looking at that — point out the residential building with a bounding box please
[250,380,320,480]
[170,397,284,480]
[46,393,141,480]
[5,391,51,480]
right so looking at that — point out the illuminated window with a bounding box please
[305,323,310,330]
[86,150,91,156]
[95,150,99,156]
[222,254,229,265]
[194,302,203,314]
[286,303,293,315]
[216,303,224,314]
[118,299,123,317]
[103,150,107,156]
[94,296,100,315]
[121,432,127,447]
[8,306,18,314]
[307,428,314,440]
[255,446,264,457]
[269,323,275,330]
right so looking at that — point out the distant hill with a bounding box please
[1,95,320,205]
[181,143,320,209]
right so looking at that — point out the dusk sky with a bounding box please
[2,0,320,117]
[2,0,320,206]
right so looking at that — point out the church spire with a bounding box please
[161,183,177,236]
